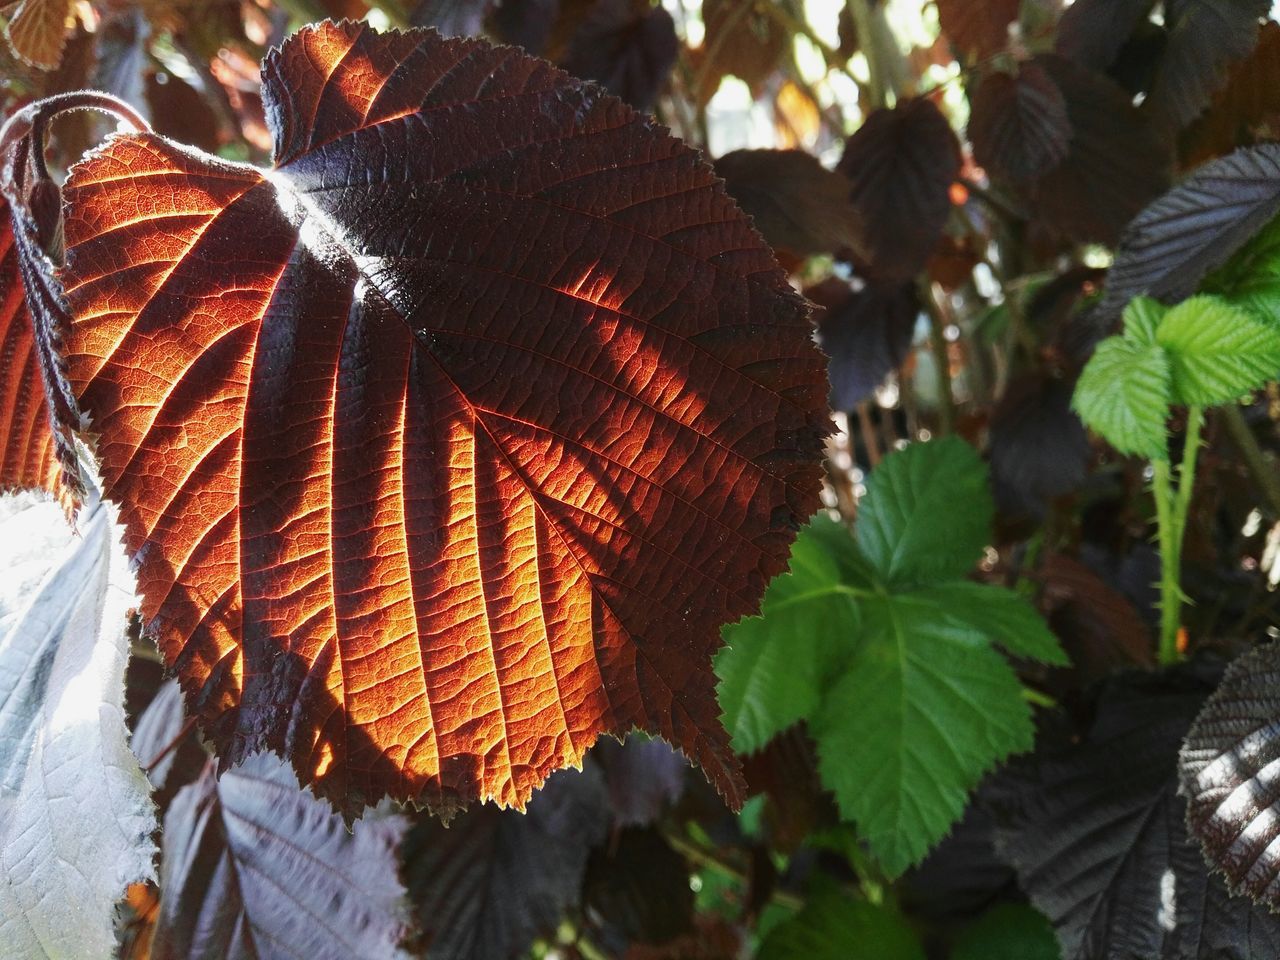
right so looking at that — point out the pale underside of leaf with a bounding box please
[0,489,156,960]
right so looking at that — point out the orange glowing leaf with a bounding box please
[0,200,66,498]
[60,21,829,813]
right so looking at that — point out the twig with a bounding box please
[1220,403,1280,519]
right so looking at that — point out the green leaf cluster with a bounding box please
[1072,294,1280,459]
[716,438,1066,876]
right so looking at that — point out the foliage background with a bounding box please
[6,1,1280,958]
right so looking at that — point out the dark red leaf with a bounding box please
[1147,0,1268,131]
[988,374,1088,517]
[596,734,688,827]
[402,765,609,960]
[935,0,1020,61]
[560,0,678,113]
[837,97,962,283]
[1184,20,1280,164]
[61,20,829,814]
[969,63,1071,183]
[714,149,860,260]
[488,0,561,55]
[584,827,695,952]
[1054,0,1154,71]
[1027,54,1171,245]
[809,277,918,410]
[696,0,790,102]
[145,70,223,154]
[152,752,412,960]
[1037,553,1153,683]
[0,114,85,507]
[0,202,61,495]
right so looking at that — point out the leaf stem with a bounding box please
[1220,402,1280,518]
[665,831,807,911]
[1153,458,1180,665]
[919,280,956,436]
[1154,406,1203,665]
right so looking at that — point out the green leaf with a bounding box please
[855,437,992,588]
[1072,335,1171,460]
[1204,208,1280,322]
[951,904,1060,960]
[716,516,864,754]
[1155,294,1280,405]
[1122,296,1167,346]
[814,592,1035,876]
[758,890,925,960]
[907,581,1068,666]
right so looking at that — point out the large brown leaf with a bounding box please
[59,20,828,813]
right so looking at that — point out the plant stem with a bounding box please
[1173,406,1205,561]
[1153,406,1204,665]
[1153,458,1180,665]
[666,831,807,912]
[919,281,956,435]
[1220,402,1280,518]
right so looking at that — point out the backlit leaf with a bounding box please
[0,489,157,960]
[855,435,992,588]
[59,20,828,813]
[3,0,72,70]
[837,97,962,284]
[0,204,59,496]
[152,752,412,960]
[0,116,87,509]
[1101,144,1280,319]
[1072,336,1171,461]
[1154,294,1280,405]
[403,765,609,960]
[696,0,790,102]
[935,0,1020,62]
[969,63,1071,182]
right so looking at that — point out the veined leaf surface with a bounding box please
[59,20,828,813]
[0,204,58,496]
